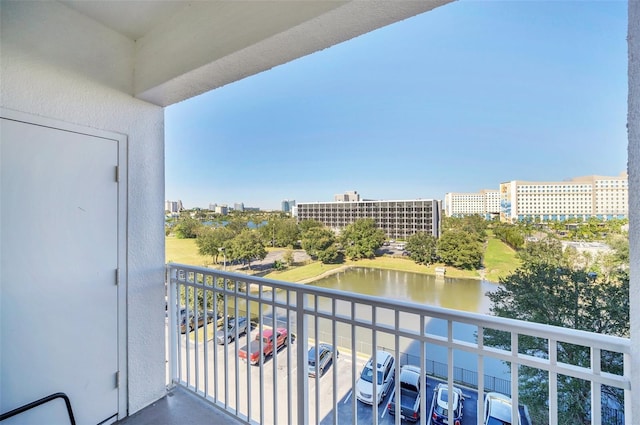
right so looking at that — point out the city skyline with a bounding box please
[165,1,628,211]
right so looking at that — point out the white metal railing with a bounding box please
[166,263,631,425]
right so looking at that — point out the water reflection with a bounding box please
[312,267,496,314]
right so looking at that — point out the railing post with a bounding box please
[167,265,178,387]
[625,352,632,425]
[477,326,485,425]
[296,290,308,425]
[591,347,602,425]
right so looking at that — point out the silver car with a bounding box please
[215,316,248,344]
[355,350,395,405]
[307,343,337,377]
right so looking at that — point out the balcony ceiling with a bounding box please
[59,0,453,106]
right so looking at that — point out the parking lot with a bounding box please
[176,323,489,425]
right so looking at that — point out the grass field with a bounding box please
[263,262,345,283]
[165,236,213,267]
[166,235,518,284]
[483,233,520,283]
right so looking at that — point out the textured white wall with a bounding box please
[0,1,166,414]
[628,2,639,423]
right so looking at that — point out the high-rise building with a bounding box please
[214,205,228,215]
[499,173,628,222]
[296,198,441,239]
[234,202,245,212]
[334,191,360,202]
[444,190,500,219]
[165,200,183,213]
[281,199,296,213]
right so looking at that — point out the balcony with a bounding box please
[162,263,631,425]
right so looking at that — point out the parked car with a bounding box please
[215,316,248,344]
[179,308,216,333]
[387,365,422,422]
[307,343,338,377]
[431,383,464,425]
[355,350,395,405]
[238,327,288,365]
[483,392,521,425]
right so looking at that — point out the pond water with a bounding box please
[307,267,510,381]
[310,267,497,313]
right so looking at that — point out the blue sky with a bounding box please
[165,0,628,211]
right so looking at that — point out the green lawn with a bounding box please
[165,236,214,267]
[166,235,518,284]
[263,262,345,283]
[483,233,520,283]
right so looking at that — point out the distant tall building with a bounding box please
[444,190,500,219]
[297,198,441,239]
[499,173,628,222]
[214,205,228,215]
[165,200,183,213]
[334,191,360,202]
[234,202,245,212]
[281,199,296,213]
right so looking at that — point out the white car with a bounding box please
[355,350,395,405]
[483,392,521,425]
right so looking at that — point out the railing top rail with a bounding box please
[167,263,631,353]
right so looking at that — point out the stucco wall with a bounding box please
[628,1,639,423]
[1,1,166,415]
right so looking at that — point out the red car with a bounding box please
[238,328,288,365]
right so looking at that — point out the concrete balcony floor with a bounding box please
[116,386,245,425]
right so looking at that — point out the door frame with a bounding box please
[0,107,129,420]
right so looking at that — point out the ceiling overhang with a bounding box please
[61,1,453,107]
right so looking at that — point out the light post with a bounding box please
[218,247,226,271]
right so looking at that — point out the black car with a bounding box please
[430,383,464,425]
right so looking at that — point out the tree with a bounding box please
[195,226,235,264]
[436,230,483,269]
[340,218,386,260]
[298,219,324,233]
[516,237,564,267]
[606,233,629,265]
[492,223,525,250]
[442,215,488,243]
[174,217,203,239]
[405,232,437,265]
[259,217,300,248]
[486,240,629,424]
[226,217,249,235]
[460,214,488,242]
[228,229,267,269]
[276,218,301,248]
[301,226,338,263]
[283,249,295,266]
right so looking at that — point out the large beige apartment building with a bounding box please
[295,197,441,240]
[499,173,628,222]
[444,190,500,219]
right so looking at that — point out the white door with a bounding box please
[1,117,120,424]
